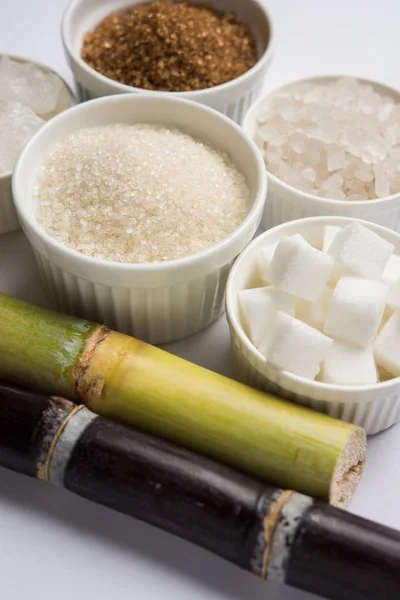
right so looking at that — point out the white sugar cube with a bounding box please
[238,286,295,348]
[296,287,333,330]
[324,277,389,347]
[260,237,304,285]
[328,223,394,280]
[388,279,400,310]
[378,364,392,382]
[258,312,333,380]
[382,254,400,286]
[379,304,394,333]
[258,243,278,284]
[374,310,400,376]
[321,340,377,385]
[323,225,341,253]
[269,234,334,302]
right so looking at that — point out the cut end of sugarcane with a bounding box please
[330,427,366,508]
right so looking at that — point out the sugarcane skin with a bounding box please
[0,292,363,503]
[81,331,357,502]
[0,293,97,397]
[0,384,398,600]
[0,383,303,580]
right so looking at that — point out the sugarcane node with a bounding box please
[250,489,291,578]
[36,399,76,481]
[74,325,109,401]
[265,492,314,582]
[50,396,76,412]
[261,489,293,579]
[78,373,106,405]
[39,404,86,482]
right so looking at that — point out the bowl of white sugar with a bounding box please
[226,216,400,434]
[13,93,266,344]
[0,54,76,234]
[243,76,400,232]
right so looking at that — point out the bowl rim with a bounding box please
[243,74,400,208]
[12,93,267,274]
[226,215,400,396]
[61,0,275,98]
[0,52,77,183]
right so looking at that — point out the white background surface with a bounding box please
[1,1,400,598]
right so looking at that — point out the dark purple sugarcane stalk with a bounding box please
[0,382,399,600]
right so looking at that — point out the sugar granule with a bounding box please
[254,78,400,201]
[34,124,250,263]
[81,1,258,92]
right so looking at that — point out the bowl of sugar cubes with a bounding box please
[226,216,400,434]
[244,76,400,232]
[0,55,75,234]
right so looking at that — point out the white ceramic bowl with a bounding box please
[13,93,266,345]
[0,54,76,235]
[243,76,400,231]
[226,216,400,435]
[61,0,274,124]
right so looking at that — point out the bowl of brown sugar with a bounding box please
[62,0,274,123]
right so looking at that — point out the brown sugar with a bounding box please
[81,0,258,92]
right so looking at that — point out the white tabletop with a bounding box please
[1,1,400,598]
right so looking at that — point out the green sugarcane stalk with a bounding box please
[0,292,366,506]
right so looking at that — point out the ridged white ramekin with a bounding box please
[243,76,400,231]
[13,94,267,345]
[61,0,274,124]
[226,216,400,434]
[0,54,76,235]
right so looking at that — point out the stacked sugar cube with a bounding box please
[238,222,400,385]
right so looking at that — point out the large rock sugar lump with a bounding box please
[0,101,44,173]
[0,55,61,116]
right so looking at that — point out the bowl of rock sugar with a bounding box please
[0,55,76,234]
[244,76,400,231]
[12,93,266,344]
[226,216,400,434]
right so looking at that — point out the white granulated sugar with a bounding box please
[34,124,250,263]
[0,101,44,174]
[254,78,400,200]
